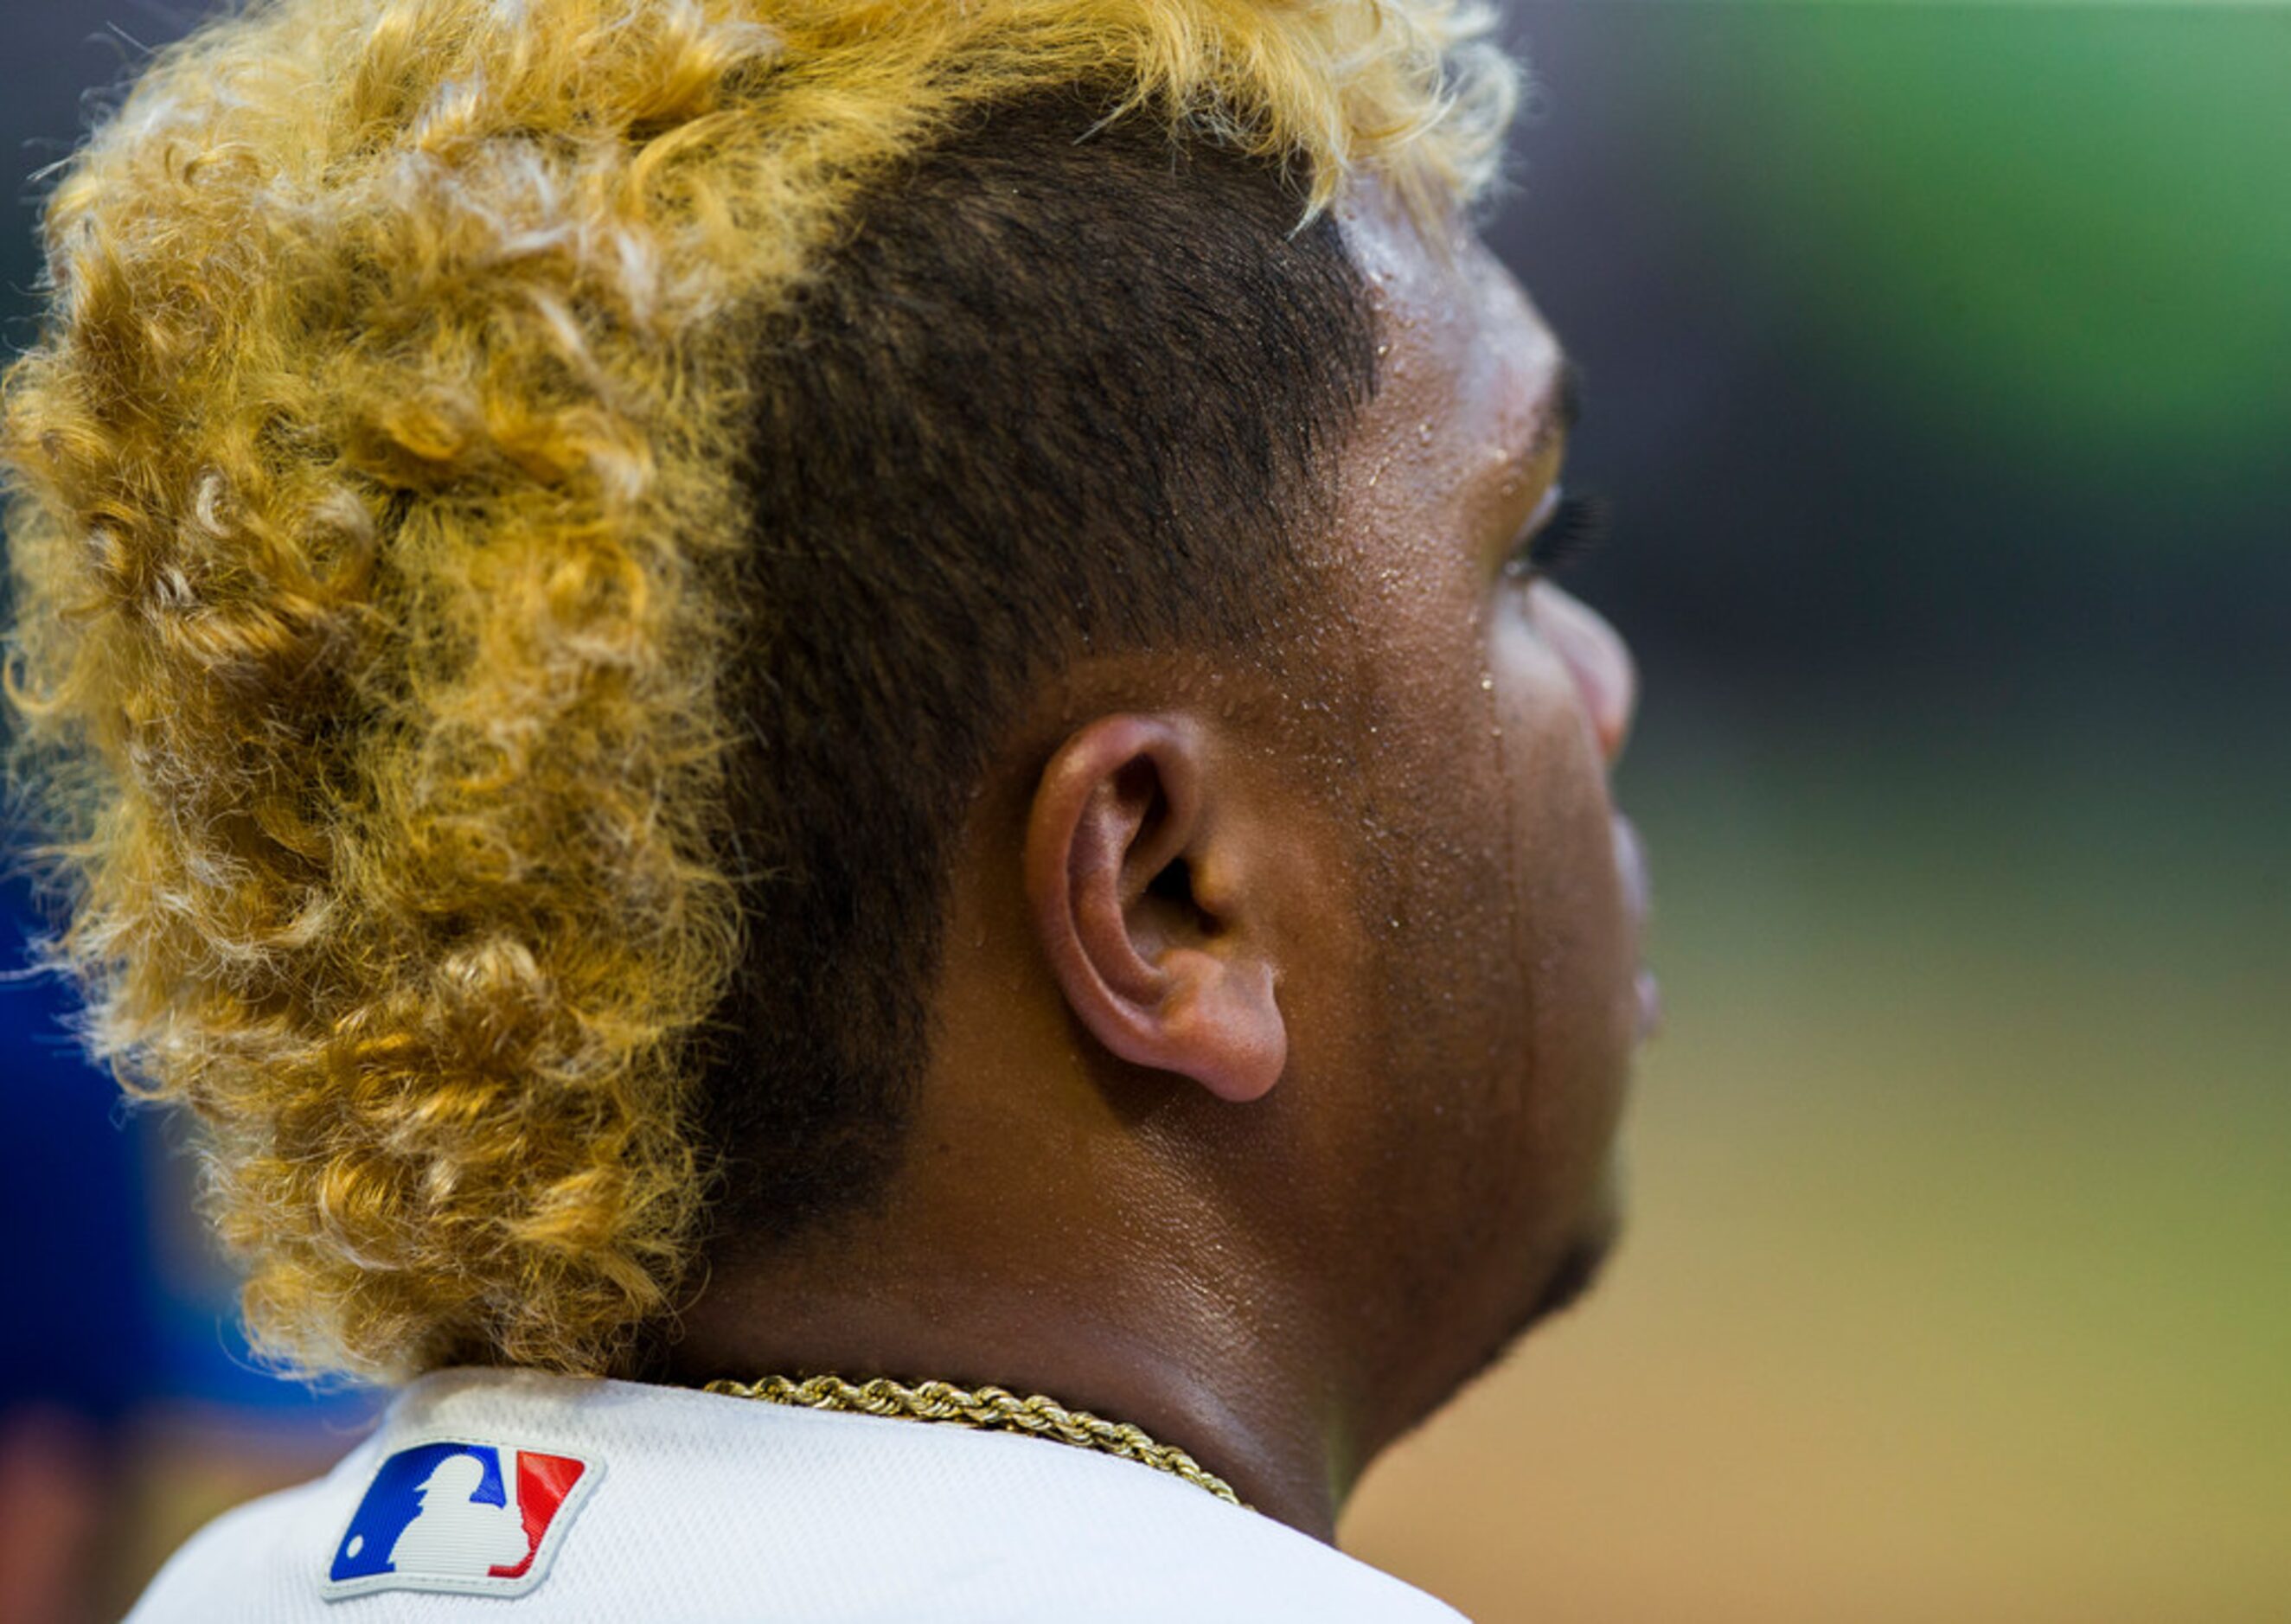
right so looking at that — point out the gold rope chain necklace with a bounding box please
[703,1373,1249,1509]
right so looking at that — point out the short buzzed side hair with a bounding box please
[700,81,1378,1263]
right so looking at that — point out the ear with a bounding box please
[1021,713,1286,1103]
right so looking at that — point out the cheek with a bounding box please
[1370,592,1635,1090]
[1485,609,1636,1188]
[1330,588,1636,1301]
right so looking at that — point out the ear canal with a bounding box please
[1145,856,1194,906]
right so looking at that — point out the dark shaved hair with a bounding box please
[695,83,1382,1248]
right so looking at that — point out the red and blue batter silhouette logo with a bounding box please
[322,1438,598,1600]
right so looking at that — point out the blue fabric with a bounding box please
[0,889,156,1421]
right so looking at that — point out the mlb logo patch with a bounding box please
[321,1436,599,1601]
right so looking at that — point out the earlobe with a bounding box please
[1155,953,1286,1103]
[1023,714,1286,1104]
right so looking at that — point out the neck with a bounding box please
[659,1194,1358,1541]
[658,847,1387,1542]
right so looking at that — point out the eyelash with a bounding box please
[1503,491,1612,584]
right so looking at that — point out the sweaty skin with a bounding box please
[668,171,1648,1543]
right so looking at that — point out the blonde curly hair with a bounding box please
[0,0,1521,1383]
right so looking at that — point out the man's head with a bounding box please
[413,1453,485,1509]
[676,159,1646,1499]
[0,0,1641,1482]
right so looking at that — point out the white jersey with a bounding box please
[127,1366,1469,1621]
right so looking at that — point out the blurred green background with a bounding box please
[3,3,2285,1621]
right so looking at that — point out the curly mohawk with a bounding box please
[0,0,1521,1383]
